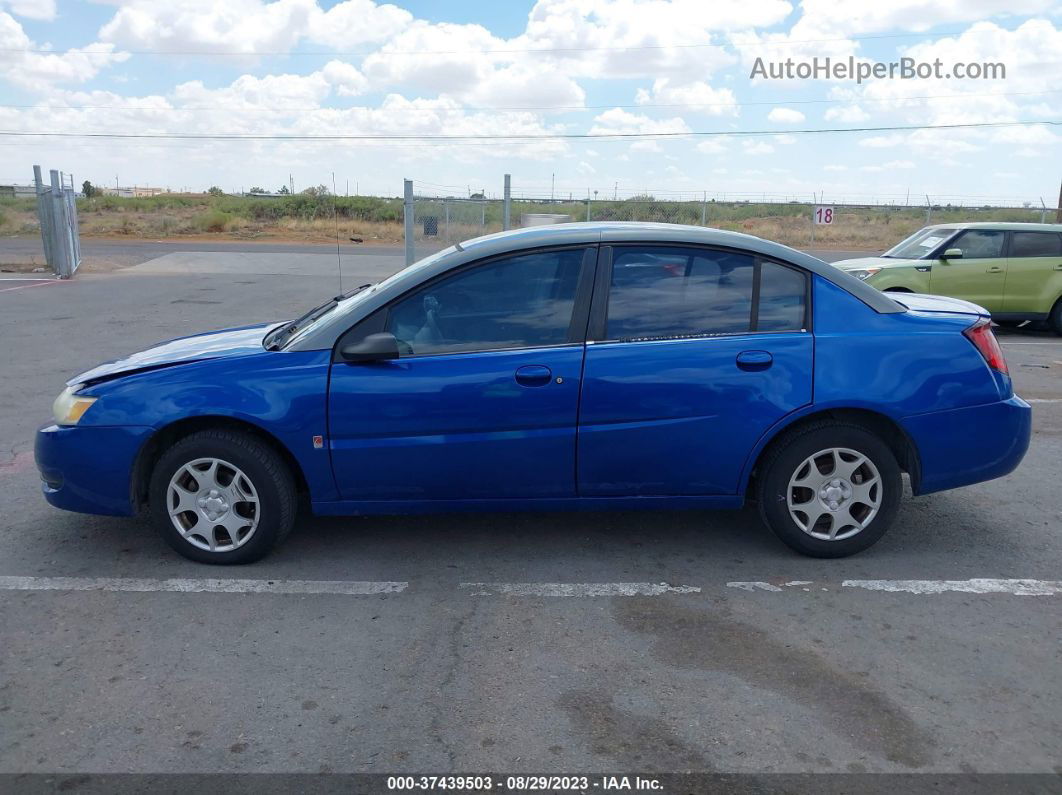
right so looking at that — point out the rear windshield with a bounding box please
[884,227,956,259]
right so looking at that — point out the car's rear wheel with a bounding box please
[757,423,902,558]
[149,430,295,564]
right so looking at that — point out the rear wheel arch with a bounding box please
[882,286,914,293]
[746,408,921,496]
[132,415,310,512]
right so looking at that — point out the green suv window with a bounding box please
[1010,232,1062,257]
[953,229,1004,258]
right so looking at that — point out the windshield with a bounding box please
[275,246,458,350]
[883,227,957,259]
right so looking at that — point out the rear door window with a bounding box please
[604,246,806,340]
[1010,232,1062,258]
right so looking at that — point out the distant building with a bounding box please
[0,183,37,198]
[101,186,166,198]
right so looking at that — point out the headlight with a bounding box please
[846,267,882,281]
[52,385,97,426]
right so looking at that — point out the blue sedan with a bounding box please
[36,223,1031,563]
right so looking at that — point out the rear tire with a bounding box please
[756,422,902,558]
[148,430,296,564]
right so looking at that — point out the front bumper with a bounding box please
[35,424,153,516]
[902,395,1032,495]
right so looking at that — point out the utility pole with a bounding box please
[1056,178,1062,223]
[614,182,618,200]
[551,173,554,202]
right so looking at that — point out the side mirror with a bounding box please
[941,248,963,260]
[340,332,400,363]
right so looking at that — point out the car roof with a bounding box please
[287,222,903,351]
[921,221,1062,232]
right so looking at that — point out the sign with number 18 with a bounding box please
[813,206,834,225]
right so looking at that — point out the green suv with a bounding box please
[834,222,1062,333]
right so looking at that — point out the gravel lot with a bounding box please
[1,242,1059,780]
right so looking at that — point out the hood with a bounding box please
[887,292,989,318]
[69,322,282,386]
[833,256,911,269]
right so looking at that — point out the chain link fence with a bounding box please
[403,175,1054,265]
[33,165,81,278]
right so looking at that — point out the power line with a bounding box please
[3,89,1057,115]
[0,28,981,58]
[0,120,1055,142]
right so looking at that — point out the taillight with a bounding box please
[963,319,1008,374]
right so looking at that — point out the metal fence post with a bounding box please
[701,191,708,226]
[403,178,414,266]
[33,165,55,274]
[49,170,73,278]
[503,174,511,231]
[925,195,932,226]
[444,200,450,240]
[586,191,591,222]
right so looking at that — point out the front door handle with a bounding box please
[1054,264,1062,271]
[736,350,773,371]
[515,365,552,387]
[987,266,1004,273]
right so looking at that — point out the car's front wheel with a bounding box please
[757,423,902,557]
[148,429,296,564]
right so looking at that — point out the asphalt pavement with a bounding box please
[0,240,1059,779]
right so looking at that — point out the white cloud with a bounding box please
[1,0,55,20]
[510,0,788,81]
[860,160,915,171]
[0,12,128,91]
[767,107,805,123]
[743,140,774,154]
[320,60,369,96]
[824,105,870,123]
[99,0,411,53]
[635,78,738,116]
[588,108,691,136]
[696,139,728,154]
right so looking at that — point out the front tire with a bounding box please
[756,423,902,558]
[148,430,296,564]
[1049,299,1062,336]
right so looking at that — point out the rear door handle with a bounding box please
[515,364,552,387]
[1054,264,1062,271]
[736,350,773,371]
[987,266,1004,273]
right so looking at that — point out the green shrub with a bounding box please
[193,210,234,232]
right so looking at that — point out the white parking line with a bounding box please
[1000,341,1062,345]
[460,582,700,597]
[0,280,60,294]
[1026,399,1062,403]
[844,578,1062,595]
[728,578,1062,596]
[0,576,407,595]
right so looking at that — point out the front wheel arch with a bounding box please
[131,415,310,513]
[882,286,914,293]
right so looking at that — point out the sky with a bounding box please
[0,0,1060,205]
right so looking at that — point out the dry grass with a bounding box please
[0,195,1047,252]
